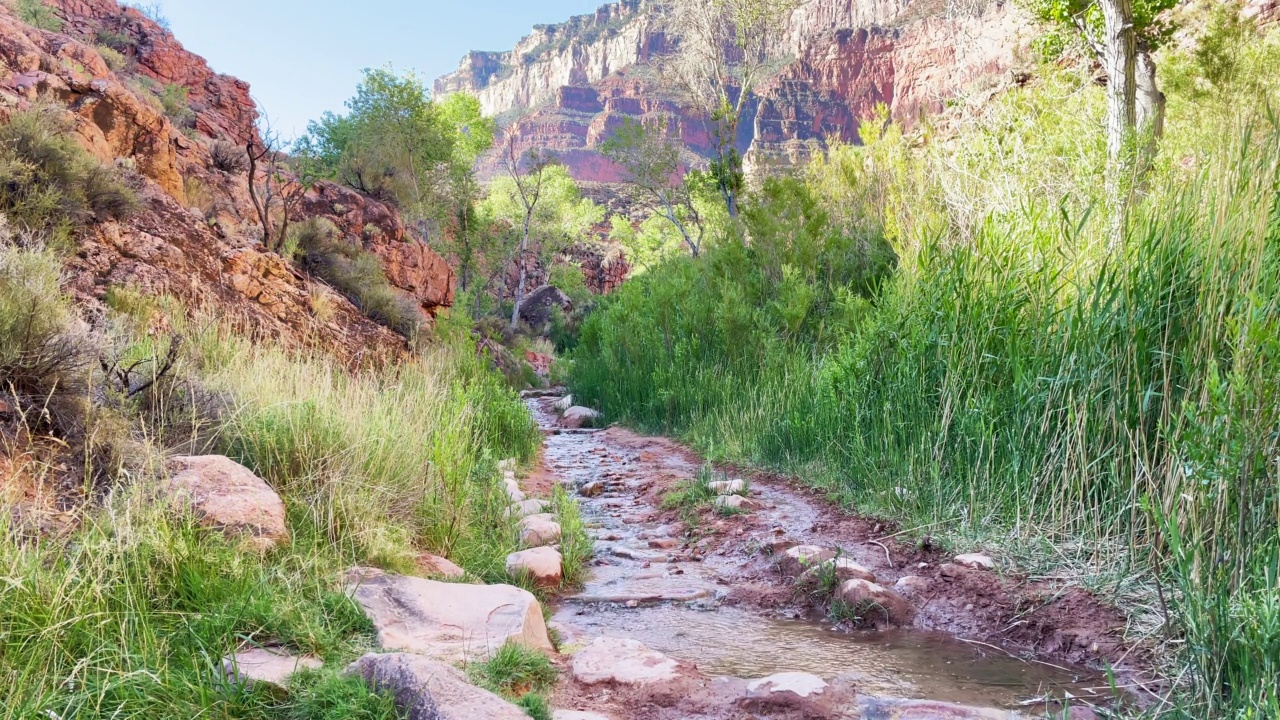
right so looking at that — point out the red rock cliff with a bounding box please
[0,0,454,360]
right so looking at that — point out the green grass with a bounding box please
[1,261,543,716]
[569,55,1280,718]
[467,640,557,718]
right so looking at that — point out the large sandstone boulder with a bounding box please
[163,456,288,551]
[778,545,837,577]
[346,567,553,662]
[347,653,527,720]
[519,513,562,547]
[518,284,572,326]
[571,637,681,686]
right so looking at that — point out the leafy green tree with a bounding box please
[1024,0,1178,159]
[435,93,496,293]
[665,0,800,218]
[483,146,604,326]
[295,67,454,225]
[601,117,706,257]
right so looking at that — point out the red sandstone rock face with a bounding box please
[439,0,1030,183]
[0,0,454,352]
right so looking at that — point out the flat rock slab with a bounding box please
[347,652,527,720]
[164,455,289,551]
[222,647,321,688]
[347,567,552,662]
[507,498,550,519]
[553,712,613,720]
[741,672,858,719]
[954,553,996,571]
[571,636,681,686]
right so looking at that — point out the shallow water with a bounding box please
[555,603,1107,709]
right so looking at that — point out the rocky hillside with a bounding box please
[2,0,454,361]
[435,0,1029,182]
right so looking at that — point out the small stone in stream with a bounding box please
[553,711,613,720]
[222,647,322,688]
[519,514,562,547]
[415,552,466,579]
[714,495,759,511]
[893,575,933,597]
[648,538,679,550]
[779,545,838,577]
[800,557,877,586]
[579,481,605,497]
[708,479,747,495]
[347,652,527,720]
[506,547,562,587]
[954,553,996,570]
[561,406,600,429]
[506,498,549,519]
[571,637,681,686]
[836,578,916,625]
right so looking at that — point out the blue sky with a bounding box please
[157,0,607,138]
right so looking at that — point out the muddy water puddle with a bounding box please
[531,397,1112,714]
[555,603,1106,709]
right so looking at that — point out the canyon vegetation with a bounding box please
[1,0,1279,719]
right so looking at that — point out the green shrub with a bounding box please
[97,44,128,72]
[289,217,425,340]
[15,0,62,31]
[95,27,135,52]
[0,239,93,436]
[160,83,196,129]
[0,104,137,248]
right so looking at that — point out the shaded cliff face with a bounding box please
[435,0,1029,182]
[0,0,453,360]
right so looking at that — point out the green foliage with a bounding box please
[515,693,552,720]
[15,0,62,31]
[296,68,460,222]
[160,83,195,128]
[95,28,135,52]
[1021,0,1178,56]
[289,217,425,340]
[572,46,1280,717]
[0,104,137,249]
[286,672,404,720]
[548,262,591,310]
[96,44,128,71]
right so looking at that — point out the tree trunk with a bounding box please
[510,216,532,329]
[1136,50,1165,144]
[1101,0,1137,163]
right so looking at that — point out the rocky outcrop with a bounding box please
[437,0,1030,181]
[0,0,453,359]
[570,637,683,686]
[163,455,289,551]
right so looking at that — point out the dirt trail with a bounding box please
[526,395,1148,720]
